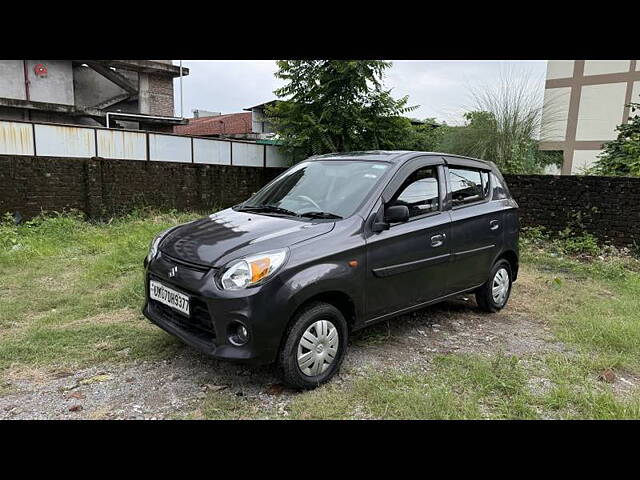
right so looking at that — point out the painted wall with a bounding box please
[0,119,292,167]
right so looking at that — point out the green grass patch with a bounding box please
[286,353,536,420]
[2,210,640,419]
[0,209,207,371]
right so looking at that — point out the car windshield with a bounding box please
[238,160,390,218]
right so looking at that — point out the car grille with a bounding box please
[149,275,215,340]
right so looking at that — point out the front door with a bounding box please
[364,163,451,322]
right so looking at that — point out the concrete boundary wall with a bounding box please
[0,119,291,167]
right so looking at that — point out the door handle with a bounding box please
[489,220,500,231]
[430,233,446,247]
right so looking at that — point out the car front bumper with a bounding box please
[142,252,289,366]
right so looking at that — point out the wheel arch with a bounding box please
[496,249,519,281]
[277,289,357,362]
[289,290,357,331]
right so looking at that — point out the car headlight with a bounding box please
[147,228,172,263]
[220,249,288,290]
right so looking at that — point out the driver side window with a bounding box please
[389,166,440,218]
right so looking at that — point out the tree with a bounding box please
[395,118,448,152]
[590,103,640,177]
[435,67,559,174]
[267,60,417,157]
[436,110,559,174]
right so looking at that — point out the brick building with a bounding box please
[174,112,253,137]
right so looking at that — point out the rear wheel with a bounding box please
[476,259,512,312]
[278,302,348,390]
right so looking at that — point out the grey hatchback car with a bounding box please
[143,151,519,389]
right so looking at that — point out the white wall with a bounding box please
[193,138,231,165]
[583,60,630,76]
[546,60,574,80]
[0,121,34,155]
[34,124,95,158]
[148,134,191,163]
[232,142,264,167]
[0,119,291,167]
[97,129,146,160]
[575,83,627,141]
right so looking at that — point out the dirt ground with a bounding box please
[0,275,566,420]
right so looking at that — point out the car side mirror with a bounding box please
[385,205,410,224]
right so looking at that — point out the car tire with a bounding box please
[475,259,513,313]
[278,301,348,390]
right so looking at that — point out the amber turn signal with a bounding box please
[348,260,358,268]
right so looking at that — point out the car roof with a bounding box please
[307,150,496,169]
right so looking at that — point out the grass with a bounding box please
[0,209,204,372]
[191,239,640,419]
[1,211,640,418]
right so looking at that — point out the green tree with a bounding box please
[267,60,417,157]
[591,103,640,177]
[396,118,448,152]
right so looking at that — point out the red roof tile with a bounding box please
[174,112,252,136]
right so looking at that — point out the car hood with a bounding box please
[159,208,335,268]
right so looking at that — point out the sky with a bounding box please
[173,60,548,125]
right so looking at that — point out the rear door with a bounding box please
[445,159,505,293]
[364,157,451,321]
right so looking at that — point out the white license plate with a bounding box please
[150,280,190,316]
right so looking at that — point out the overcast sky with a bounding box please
[173,60,548,125]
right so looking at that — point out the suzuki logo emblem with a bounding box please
[168,266,178,278]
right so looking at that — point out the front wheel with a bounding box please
[278,302,348,390]
[475,259,512,312]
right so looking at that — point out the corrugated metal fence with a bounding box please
[0,119,291,168]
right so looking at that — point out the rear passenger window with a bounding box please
[449,167,490,207]
[390,167,439,218]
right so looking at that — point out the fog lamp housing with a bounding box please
[228,322,250,346]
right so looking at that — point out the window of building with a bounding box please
[389,167,440,218]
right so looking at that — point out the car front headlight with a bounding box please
[219,249,288,290]
[147,228,172,263]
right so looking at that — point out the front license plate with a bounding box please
[150,280,190,316]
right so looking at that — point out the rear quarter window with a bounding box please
[491,173,508,200]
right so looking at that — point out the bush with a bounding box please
[560,232,601,256]
[520,226,601,257]
[590,102,640,177]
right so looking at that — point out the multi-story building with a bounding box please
[0,60,189,131]
[539,60,640,175]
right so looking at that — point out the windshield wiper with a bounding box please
[299,211,343,219]
[236,205,300,217]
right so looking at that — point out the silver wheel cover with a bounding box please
[492,267,510,305]
[297,319,339,377]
